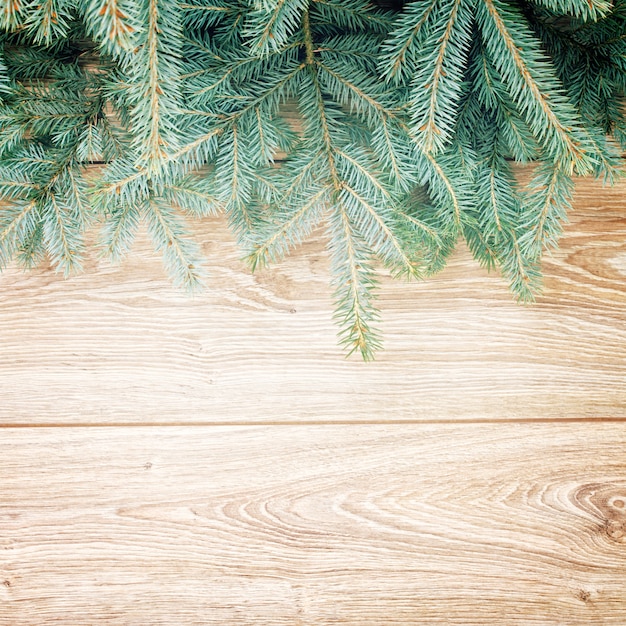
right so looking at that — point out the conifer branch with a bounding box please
[409,0,475,153]
[42,193,81,274]
[506,231,538,302]
[329,205,381,360]
[519,162,575,257]
[0,200,38,268]
[24,0,74,44]
[312,0,392,32]
[146,0,170,162]
[246,0,306,54]
[380,0,438,83]
[17,222,45,268]
[248,185,328,269]
[0,0,25,31]
[317,61,397,123]
[144,196,205,289]
[101,200,141,261]
[395,207,443,246]
[127,0,184,173]
[169,127,223,165]
[84,0,139,55]
[422,0,463,146]
[164,180,220,216]
[341,182,422,278]
[530,0,612,21]
[423,152,462,225]
[335,148,390,198]
[477,0,591,173]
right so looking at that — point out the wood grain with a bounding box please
[0,171,624,423]
[2,170,624,624]
[1,424,625,625]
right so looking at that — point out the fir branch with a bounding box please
[472,124,541,298]
[477,0,593,174]
[167,126,222,168]
[379,0,438,84]
[421,151,463,226]
[0,52,11,98]
[99,197,142,261]
[530,0,612,21]
[163,177,221,217]
[409,0,475,153]
[96,156,150,207]
[1,42,75,80]
[341,181,423,278]
[245,0,307,54]
[76,122,104,162]
[0,0,25,31]
[371,115,417,191]
[23,0,75,45]
[83,0,140,56]
[518,161,575,257]
[0,199,39,268]
[181,0,236,32]
[41,192,82,275]
[0,54,101,273]
[464,30,539,161]
[248,184,329,269]
[125,0,184,172]
[248,4,418,356]
[502,230,541,302]
[214,123,257,232]
[309,0,393,35]
[335,146,390,199]
[17,221,45,268]
[329,205,381,360]
[144,196,205,289]
[316,60,398,127]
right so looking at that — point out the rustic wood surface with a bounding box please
[0,173,625,423]
[1,425,626,625]
[1,171,625,623]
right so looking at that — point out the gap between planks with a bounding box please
[2,417,626,428]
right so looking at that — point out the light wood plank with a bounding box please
[1,423,625,624]
[0,173,625,423]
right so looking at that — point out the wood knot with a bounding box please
[604,519,625,544]
[2,580,10,588]
[577,589,591,603]
[573,483,626,545]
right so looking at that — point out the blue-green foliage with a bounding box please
[0,0,623,358]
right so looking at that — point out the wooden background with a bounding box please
[1,171,625,624]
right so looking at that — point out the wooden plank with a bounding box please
[1,423,625,624]
[0,173,625,423]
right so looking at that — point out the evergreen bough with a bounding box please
[0,0,623,358]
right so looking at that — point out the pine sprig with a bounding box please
[82,0,140,56]
[127,0,184,171]
[246,2,432,357]
[476,0,593,175]
[245,0,307,54]
[407,0,476,153]
[329,204,382,360]
[23,0,76,45]
[144,196,205,289]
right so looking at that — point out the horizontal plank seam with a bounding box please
[1,417,626,428]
